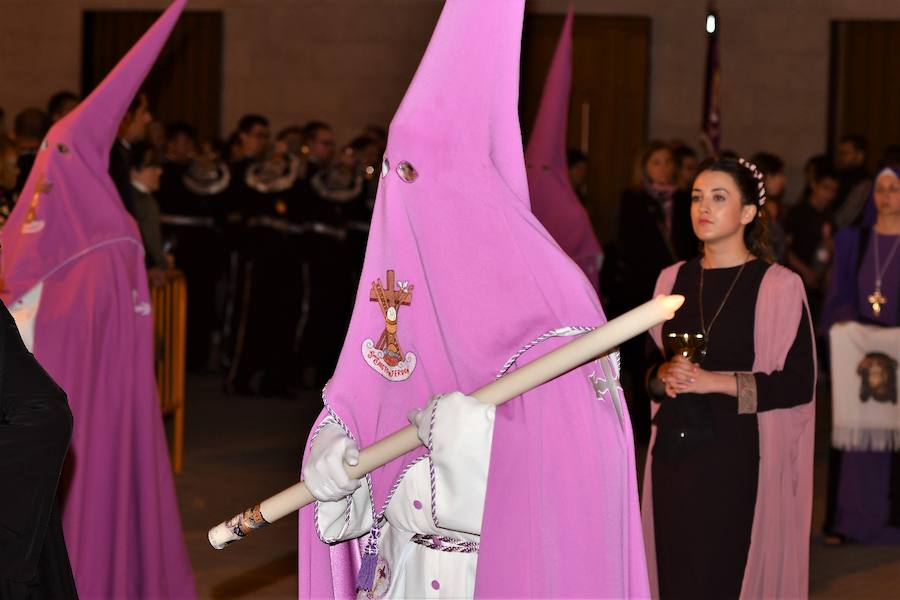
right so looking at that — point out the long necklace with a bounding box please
[869,231,900,317]
[698,254,750,358]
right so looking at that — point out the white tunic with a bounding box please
[315,393,495,599]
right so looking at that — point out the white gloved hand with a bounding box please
[407,394,442,447]
[302,424,362,502]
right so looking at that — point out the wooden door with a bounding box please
[521,14,651,244]
[82,10,223,144]
[829,21,900,171]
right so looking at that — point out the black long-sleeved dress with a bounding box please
[651,258,814,599]
[0,301,78,599]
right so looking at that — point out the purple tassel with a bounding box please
[357,552,378,590]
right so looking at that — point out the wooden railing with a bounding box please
[151,269,187,473]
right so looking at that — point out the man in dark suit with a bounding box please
[109,93,152,215]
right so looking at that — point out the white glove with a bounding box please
[408,394,442,446]
[302,424,362,502]
[408,392,490,446]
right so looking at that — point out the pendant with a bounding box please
[868,286,887,317]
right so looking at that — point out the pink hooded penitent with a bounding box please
[1,1,196,598]
[299,1,648,598]
[525,8,603,293]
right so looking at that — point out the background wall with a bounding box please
[534,0,900,193]
[1,0,899,195]
[0,0,442,143]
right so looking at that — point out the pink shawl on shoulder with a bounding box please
[642,261,816,599]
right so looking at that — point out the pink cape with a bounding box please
[0,1,195,597]
[642,261,816,599]
[525,9,603,293]
[299,1,649,598]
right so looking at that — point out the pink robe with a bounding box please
[525,9,603,292]
[1,2,195,597]
[298,1,649,598]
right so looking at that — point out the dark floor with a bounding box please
[173,375,900,599]
[173,375,318,599]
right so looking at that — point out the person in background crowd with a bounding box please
[615,140,698,443]
[163,121,196,165]
[835,134,869,206]
[160,124,229,372]
[147,120,167,155]
[12,107,47,194]
[821,167,900,546]
[229,114,270,175]
[567,148,590,206]
[220,115,272,380]
[130,141,169,287]
[109,92,152,215]
[752,151,788,263]
[855,144,900,228]
[46,91,78,124]
[673,143,700,190]
[801,154,830,199]
[277,125,307,159]
[0,136,20,227]
[348,134,381,210]
[226,121,305,396]
[785,159,839,323]
[832,134,872,229]
[0,106,6,137]
[303,120,335,176]
[362,124,387,156]
[296,135,364,390]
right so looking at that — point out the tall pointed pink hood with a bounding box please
[0,3,196,598]
[525,8,604,292]
[1,0,186,302]
[301,1,647,598]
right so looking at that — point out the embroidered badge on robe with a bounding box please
[589,353,625,430]
[22,172,50,234]
[132,289,151,316]
[362,269,417,381]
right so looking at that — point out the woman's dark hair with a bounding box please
[750,151,784,177]
[693,157,774,263]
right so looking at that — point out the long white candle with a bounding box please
[208,294,684,549]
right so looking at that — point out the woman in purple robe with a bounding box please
[822,167,900,544]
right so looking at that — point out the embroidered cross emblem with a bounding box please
[589,353,625,430]
[369,270,414,366]
[24,173,52,224]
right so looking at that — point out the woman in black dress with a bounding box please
[643,158,816,599]
[0,300,78,599]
